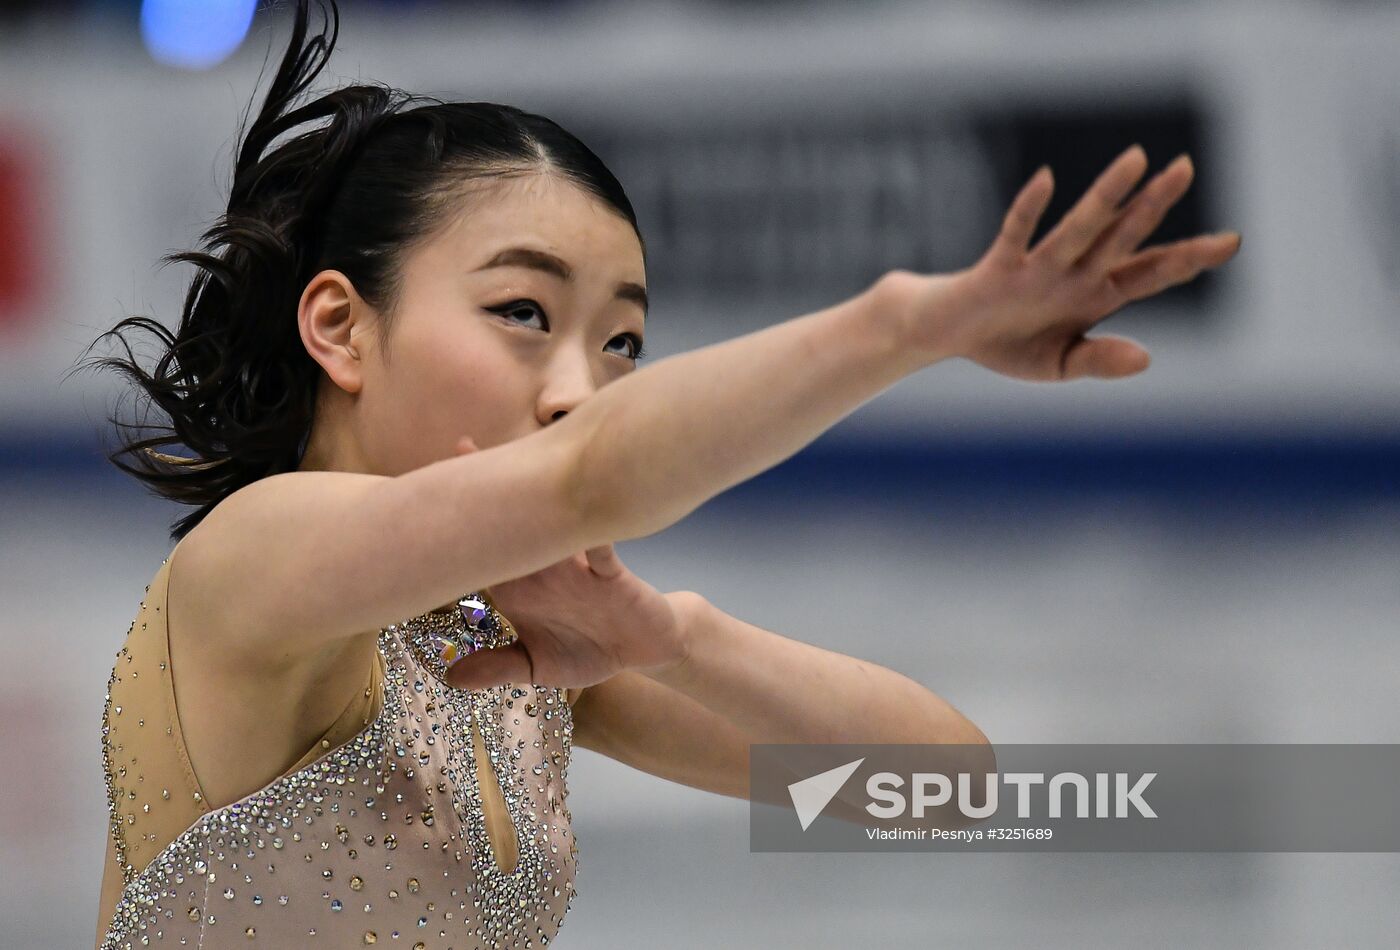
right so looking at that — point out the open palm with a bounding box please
[886,144,1242,381]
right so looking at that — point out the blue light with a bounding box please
[140,0,259,71]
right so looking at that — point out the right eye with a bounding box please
[486,299,549,331]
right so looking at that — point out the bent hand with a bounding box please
[439,435,690,691]
[882,144,1242,381]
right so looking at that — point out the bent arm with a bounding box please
[575,592,991,828]
[646,592,989,750]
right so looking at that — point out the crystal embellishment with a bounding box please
[410,592,515,682]
[98,558,577,949]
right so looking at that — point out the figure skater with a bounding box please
[83,1,1240,946]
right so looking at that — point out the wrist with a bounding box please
[869,268,970,367]
[642,590,709,687]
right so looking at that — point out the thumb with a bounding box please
[454,435,480,456]
[441,641,535,690]
[1061,334,1150,380]
[584,543,624,578]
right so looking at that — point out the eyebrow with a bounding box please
[473,246,648,318]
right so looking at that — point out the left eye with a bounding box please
[605,334,646,361]
[489,299,547,330]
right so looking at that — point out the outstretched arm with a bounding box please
[444,144,1235,821]
[442,143,1241,695]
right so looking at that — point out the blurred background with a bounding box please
[2,0,1398,946]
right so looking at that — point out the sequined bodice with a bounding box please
[98,551,578,949]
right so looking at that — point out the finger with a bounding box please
[1106,232,1242,303]
[1060,334,1151,381]
[454,435,479,456]
[1079,154,1194,271]
[989,165,1056,261]
[1035,144,1149,269]
[442,641,535,690]
[583,544,624,579]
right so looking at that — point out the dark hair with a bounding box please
[69,0,643,541]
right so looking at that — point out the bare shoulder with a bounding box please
[164,476,387,807]
[167,432,591,670]
[171,470,385,669]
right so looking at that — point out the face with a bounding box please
[298,173,648,477]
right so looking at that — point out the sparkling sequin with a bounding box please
[98,561,576,949]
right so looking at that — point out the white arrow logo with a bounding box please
[787,757,865,831]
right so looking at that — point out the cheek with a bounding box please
[390,315,526,440]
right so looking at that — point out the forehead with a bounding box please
[424,173,644,276]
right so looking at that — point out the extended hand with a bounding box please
[439,435,689,691]
[882,144,1242,381]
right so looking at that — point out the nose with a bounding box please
[535,349,598,427]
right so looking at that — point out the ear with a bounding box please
[297,269,376,395]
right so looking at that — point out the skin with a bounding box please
[294,168,999,801]
[296,172,649,477]
[99,145,1242,942]
[296,146,1238,802]
[204,144,1240,824]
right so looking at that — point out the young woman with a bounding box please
[85,1,1240,946]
